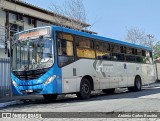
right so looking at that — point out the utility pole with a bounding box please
[147,34,154,39]
[147,34,154,49]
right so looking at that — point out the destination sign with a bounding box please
[18,28,50,40]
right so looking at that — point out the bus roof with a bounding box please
[15,26,152,51]
[52,26,152,51]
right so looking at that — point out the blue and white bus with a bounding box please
[11,26,155,100]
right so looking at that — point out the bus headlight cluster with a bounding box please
[44,75,56,85]
[12,80,18,87]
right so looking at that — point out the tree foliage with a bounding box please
[124,27,160,59]
[49,0,87,29]
[125,27,156,49]
[153,41,160,59]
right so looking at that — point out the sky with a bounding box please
[23,0,160,41]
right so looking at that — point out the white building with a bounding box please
[0,0,94,58]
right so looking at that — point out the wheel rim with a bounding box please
[82,83,89,95]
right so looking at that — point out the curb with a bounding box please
[0,100,23,108]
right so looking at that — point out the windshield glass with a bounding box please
[12,37,54,71]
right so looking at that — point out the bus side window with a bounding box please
[145,50,153,64]
[95,41,111,60]
[137,49,142,56]
[112,44,124,61]
[124,46,127,53]
[61,39,67,55]
[58,39,74,56]
[57,33,74,67]
[135,49,137,55]
[76,37,95,59]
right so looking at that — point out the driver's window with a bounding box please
[57,33,74,67]
[58,39,73,56]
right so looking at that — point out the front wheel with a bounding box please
[76,78,91,100]
[43,94,58,101]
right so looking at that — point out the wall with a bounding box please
[0,58,11,97]
[0,10,6,49]
[0,11,54,58]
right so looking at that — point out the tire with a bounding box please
[77,78,91,100]
[134,76,142,91]
[128,76,142,92]
[102,88,115,94]
[43,94,58,101]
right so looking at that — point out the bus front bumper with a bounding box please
[11,78,61,95]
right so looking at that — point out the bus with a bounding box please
[11,26,155,100]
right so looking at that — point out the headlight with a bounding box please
[12,80,18,87]
[44,75,56,85]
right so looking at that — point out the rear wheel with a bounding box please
[134,76,142,91]
[77,78,91,100]
[43,94,58,101]
[128,76,142,92]
[102,88,115,94]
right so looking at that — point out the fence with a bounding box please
[0,58,12,97]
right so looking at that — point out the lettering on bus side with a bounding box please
[93,60,114,73]
[96,65,114,73]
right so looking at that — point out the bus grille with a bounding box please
[12,68,49,80]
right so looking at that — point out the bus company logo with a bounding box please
[96,66,114,73]
[93,60,114,77]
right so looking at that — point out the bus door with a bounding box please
[126,62,139,86]
[94,60,110,89]
[104,61,119,89]
[117,62,128,87]
[94,61,118,89]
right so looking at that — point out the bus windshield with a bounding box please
[12,37,54,71]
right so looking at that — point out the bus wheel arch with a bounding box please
[76,75,93,100]
[128,75,142,92]
[82,75,94,91]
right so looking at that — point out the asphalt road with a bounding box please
[1,84,160,120]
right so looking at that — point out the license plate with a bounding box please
[25,90,33,93]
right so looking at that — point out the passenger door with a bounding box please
[117,62,128,88]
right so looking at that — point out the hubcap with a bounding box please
[82,83,89,94]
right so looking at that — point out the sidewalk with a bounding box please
[0,95,43,108]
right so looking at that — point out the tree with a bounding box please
[153,41,160,59]
[49,0,87,30]
[125,27,156,49]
